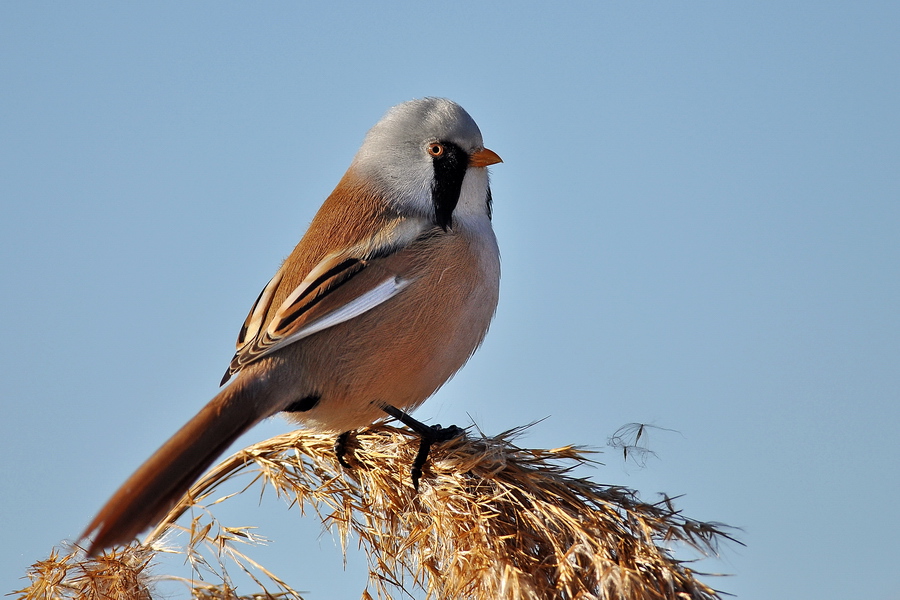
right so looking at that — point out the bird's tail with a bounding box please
[82,373,281,555]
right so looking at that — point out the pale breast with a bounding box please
[282,222,500,432]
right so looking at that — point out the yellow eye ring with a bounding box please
[426,143,445,157]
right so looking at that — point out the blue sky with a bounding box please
[2,3,898,598]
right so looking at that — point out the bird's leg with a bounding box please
[381,403,464,491]
[334,431,353,469]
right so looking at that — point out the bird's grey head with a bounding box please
[352,98,491,227]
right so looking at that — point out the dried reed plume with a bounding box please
[15,424,737,600]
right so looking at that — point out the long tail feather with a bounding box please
[82,374,278,555]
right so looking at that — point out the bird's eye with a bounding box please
[426,143,445,157]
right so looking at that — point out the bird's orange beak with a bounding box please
[469,147,503,168]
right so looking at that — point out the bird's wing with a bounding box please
[221,217,433,383]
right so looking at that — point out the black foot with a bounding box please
[381,404,464,491]
[334,431,353,469]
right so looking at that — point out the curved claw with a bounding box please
[334,431,354,469]
[380,404,464,490]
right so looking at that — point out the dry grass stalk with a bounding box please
[16,424,735,600]
[14,545,155,600]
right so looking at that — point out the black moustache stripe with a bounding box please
[430,141,469,231]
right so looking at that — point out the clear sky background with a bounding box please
[2,3,898,599]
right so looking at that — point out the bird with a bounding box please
[81,97,502,556]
